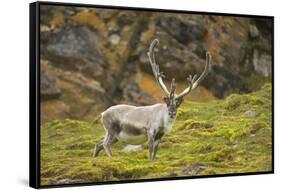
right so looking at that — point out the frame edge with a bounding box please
[29,1,40,189]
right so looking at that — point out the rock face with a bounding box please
[39,5,272,123]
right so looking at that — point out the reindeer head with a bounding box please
[147,39,212,119]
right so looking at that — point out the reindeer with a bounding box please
[93,39,211,160]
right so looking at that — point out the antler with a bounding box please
[169,78,176,98]
[176,52,211,100]
[147,39,211,100]
[147,39,170,96]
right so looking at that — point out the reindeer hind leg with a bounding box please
[103,131,116,157]
[93,137,118,157]
[98,114,119,157]
[93,141,103,157]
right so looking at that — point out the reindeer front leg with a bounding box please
[147,129,155,160]
[152,130,164,160]
[151,140,160,160]
[147,128,164,161]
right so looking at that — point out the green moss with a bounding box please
[245,74,272,92]
[41,84,272,185]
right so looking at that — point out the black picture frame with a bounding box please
[30,1,274,189]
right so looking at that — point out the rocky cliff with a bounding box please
[40,5,272,123]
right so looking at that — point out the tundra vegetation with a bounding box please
[41,83,272,186]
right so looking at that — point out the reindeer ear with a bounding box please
[163,97,170,105]
[175,98,183,107]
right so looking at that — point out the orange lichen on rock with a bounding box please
[140,13,157,44]
[71,10,108,36]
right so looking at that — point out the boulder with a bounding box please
[40,62,61,100]
[122,145,143,151]
[244,110,257,118]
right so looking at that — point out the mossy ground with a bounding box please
[41,84,272,186]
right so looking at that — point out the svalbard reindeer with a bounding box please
[93,39,212,160]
